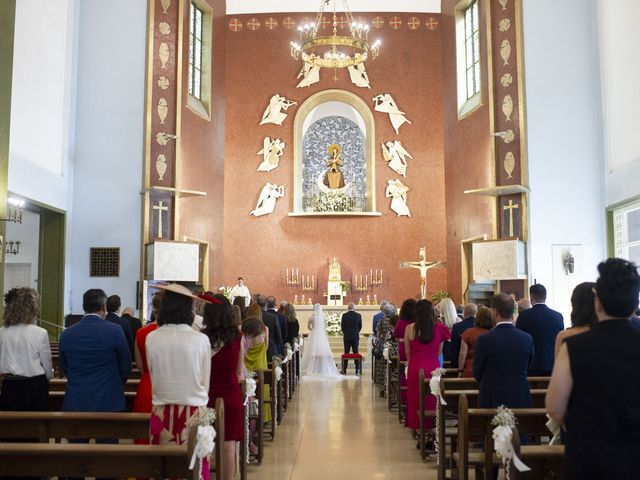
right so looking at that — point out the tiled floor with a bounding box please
[248,367,437,480]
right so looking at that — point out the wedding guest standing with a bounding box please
[547,258,640,480]
[146,284,211,473]
[458,307,493,378]
[202,294,243,480]
[133,291,162,443]
[393,298,416,409]
[404,300,451,438]
[554,282,597,357]
[450,303,477,368]
[242,316,271,423]
[0,288,53,411]
[284,303,300,346]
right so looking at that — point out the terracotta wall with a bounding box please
[441,0,494,301]
[178,0,226,287]
[223,12,448,305]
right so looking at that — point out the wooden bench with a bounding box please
[49,391,137,412]
[49,378,141,394]
[455,394,550,480]
[0,397,226,480]
[511,426,565,480]
[247,370,266,464]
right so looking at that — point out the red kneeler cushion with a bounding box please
[341,353,363,359]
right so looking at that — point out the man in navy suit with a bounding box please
[258,295,282,361]
[341,303,362,374]
[450,303,477,369]
[516,284,564,376]
[105,294,134,355]
[474,294,534,408]
[59,289,131,412]
[267,296,288,356]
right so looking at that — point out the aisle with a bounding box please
[249,366,437,480]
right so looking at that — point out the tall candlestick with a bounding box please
[296,268,299,283]
[286,268,289,283]
[365,274,368,288]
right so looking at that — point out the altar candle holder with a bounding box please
[301,274,315,292]
[286,267,300,286]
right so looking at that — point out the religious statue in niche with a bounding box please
[250,183,285,217]
[373,94,411,134]
[347,62,371,89]
[323,144,346,189]
[257,137,285,172]
[296,63,321,88]
[381,140,413,177]
[386,179,411,217]
[260,94,297,126]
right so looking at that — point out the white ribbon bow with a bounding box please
[294,342,300,352]
[546,414,562,445]
[275,366,283,382]
[383,347,389,360]
[429,375,447,405]
[286,349,294,361]
[189,425,216,478]
[244,377,257,405]
[492,425,530,476]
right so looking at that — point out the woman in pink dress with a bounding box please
[393,299,416,411]
[404,299,451,437]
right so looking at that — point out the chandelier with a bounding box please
[289,0,382,70]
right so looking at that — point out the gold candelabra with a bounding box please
[301,275,316,292]
[353,275,369,292]
[286,267,299,286]
[369,269,383,286]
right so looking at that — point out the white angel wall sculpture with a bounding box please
[386,179,411,217]
[381,140,413,177]
[347,63,371,89]
[373,94,411,134]
[257,137,285,172]
[250,183,285,217]
[296,63,321,88]
[260,94,297,126]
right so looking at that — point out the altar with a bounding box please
[294,303,378,336]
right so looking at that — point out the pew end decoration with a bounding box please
[430,367,447,460]
[491,406,530,480]
[186,406,217,480]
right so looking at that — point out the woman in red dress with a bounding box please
[132,292,162,444]
[404,300,451,438]
[201,294,244,480]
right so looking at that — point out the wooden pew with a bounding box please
[386,354,398,411]
[397,359,407,424]
[511,426,565,480]
[49,378,141,394]
[247,370,265,464]
[49,391,137,412]
[416,374,549,472]
[0,398,226,480]
[455,394,551,480]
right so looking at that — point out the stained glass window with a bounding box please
[189,2,203,100]
[464,0,480,100]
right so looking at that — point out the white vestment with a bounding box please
[229,285,251,306]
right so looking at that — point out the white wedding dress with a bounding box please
[300,304,340,378]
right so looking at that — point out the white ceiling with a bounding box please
[226,0,441,15]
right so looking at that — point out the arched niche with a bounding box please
[290,89,380,216]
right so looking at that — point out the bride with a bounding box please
[300,304,340,378]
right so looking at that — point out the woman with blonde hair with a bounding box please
[0,288,53,410]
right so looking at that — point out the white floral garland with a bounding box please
[186,407,217,479]
[243,372,257,463]
[325,311,342,335]
[429,368,447,460]
[491,406,531,479]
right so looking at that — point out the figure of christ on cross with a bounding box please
[399,247,446,300]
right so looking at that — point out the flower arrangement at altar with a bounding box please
[312,191,355,213]
[430,290,450,305]
[218,286,232,299]
[325,311,342,335]
[339,280,351,294]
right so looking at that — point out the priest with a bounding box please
[229,277,251,306]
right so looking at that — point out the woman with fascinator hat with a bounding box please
[145,284,212,475]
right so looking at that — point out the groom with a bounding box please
[341,303,362,374]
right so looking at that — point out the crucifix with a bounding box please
[399,247,446,300]
[153,201,169,239]
[503,199,520,237]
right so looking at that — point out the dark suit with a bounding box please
[105,312,135,355]
[59,314,131,412]
[268,308,288,356]
[515,303,564,375]
[473,323,534,408]
[341,310,362,354]
[450,316,475,368]
[122,313,142,340]
[262,309,282,361]
[630,316,640,331]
